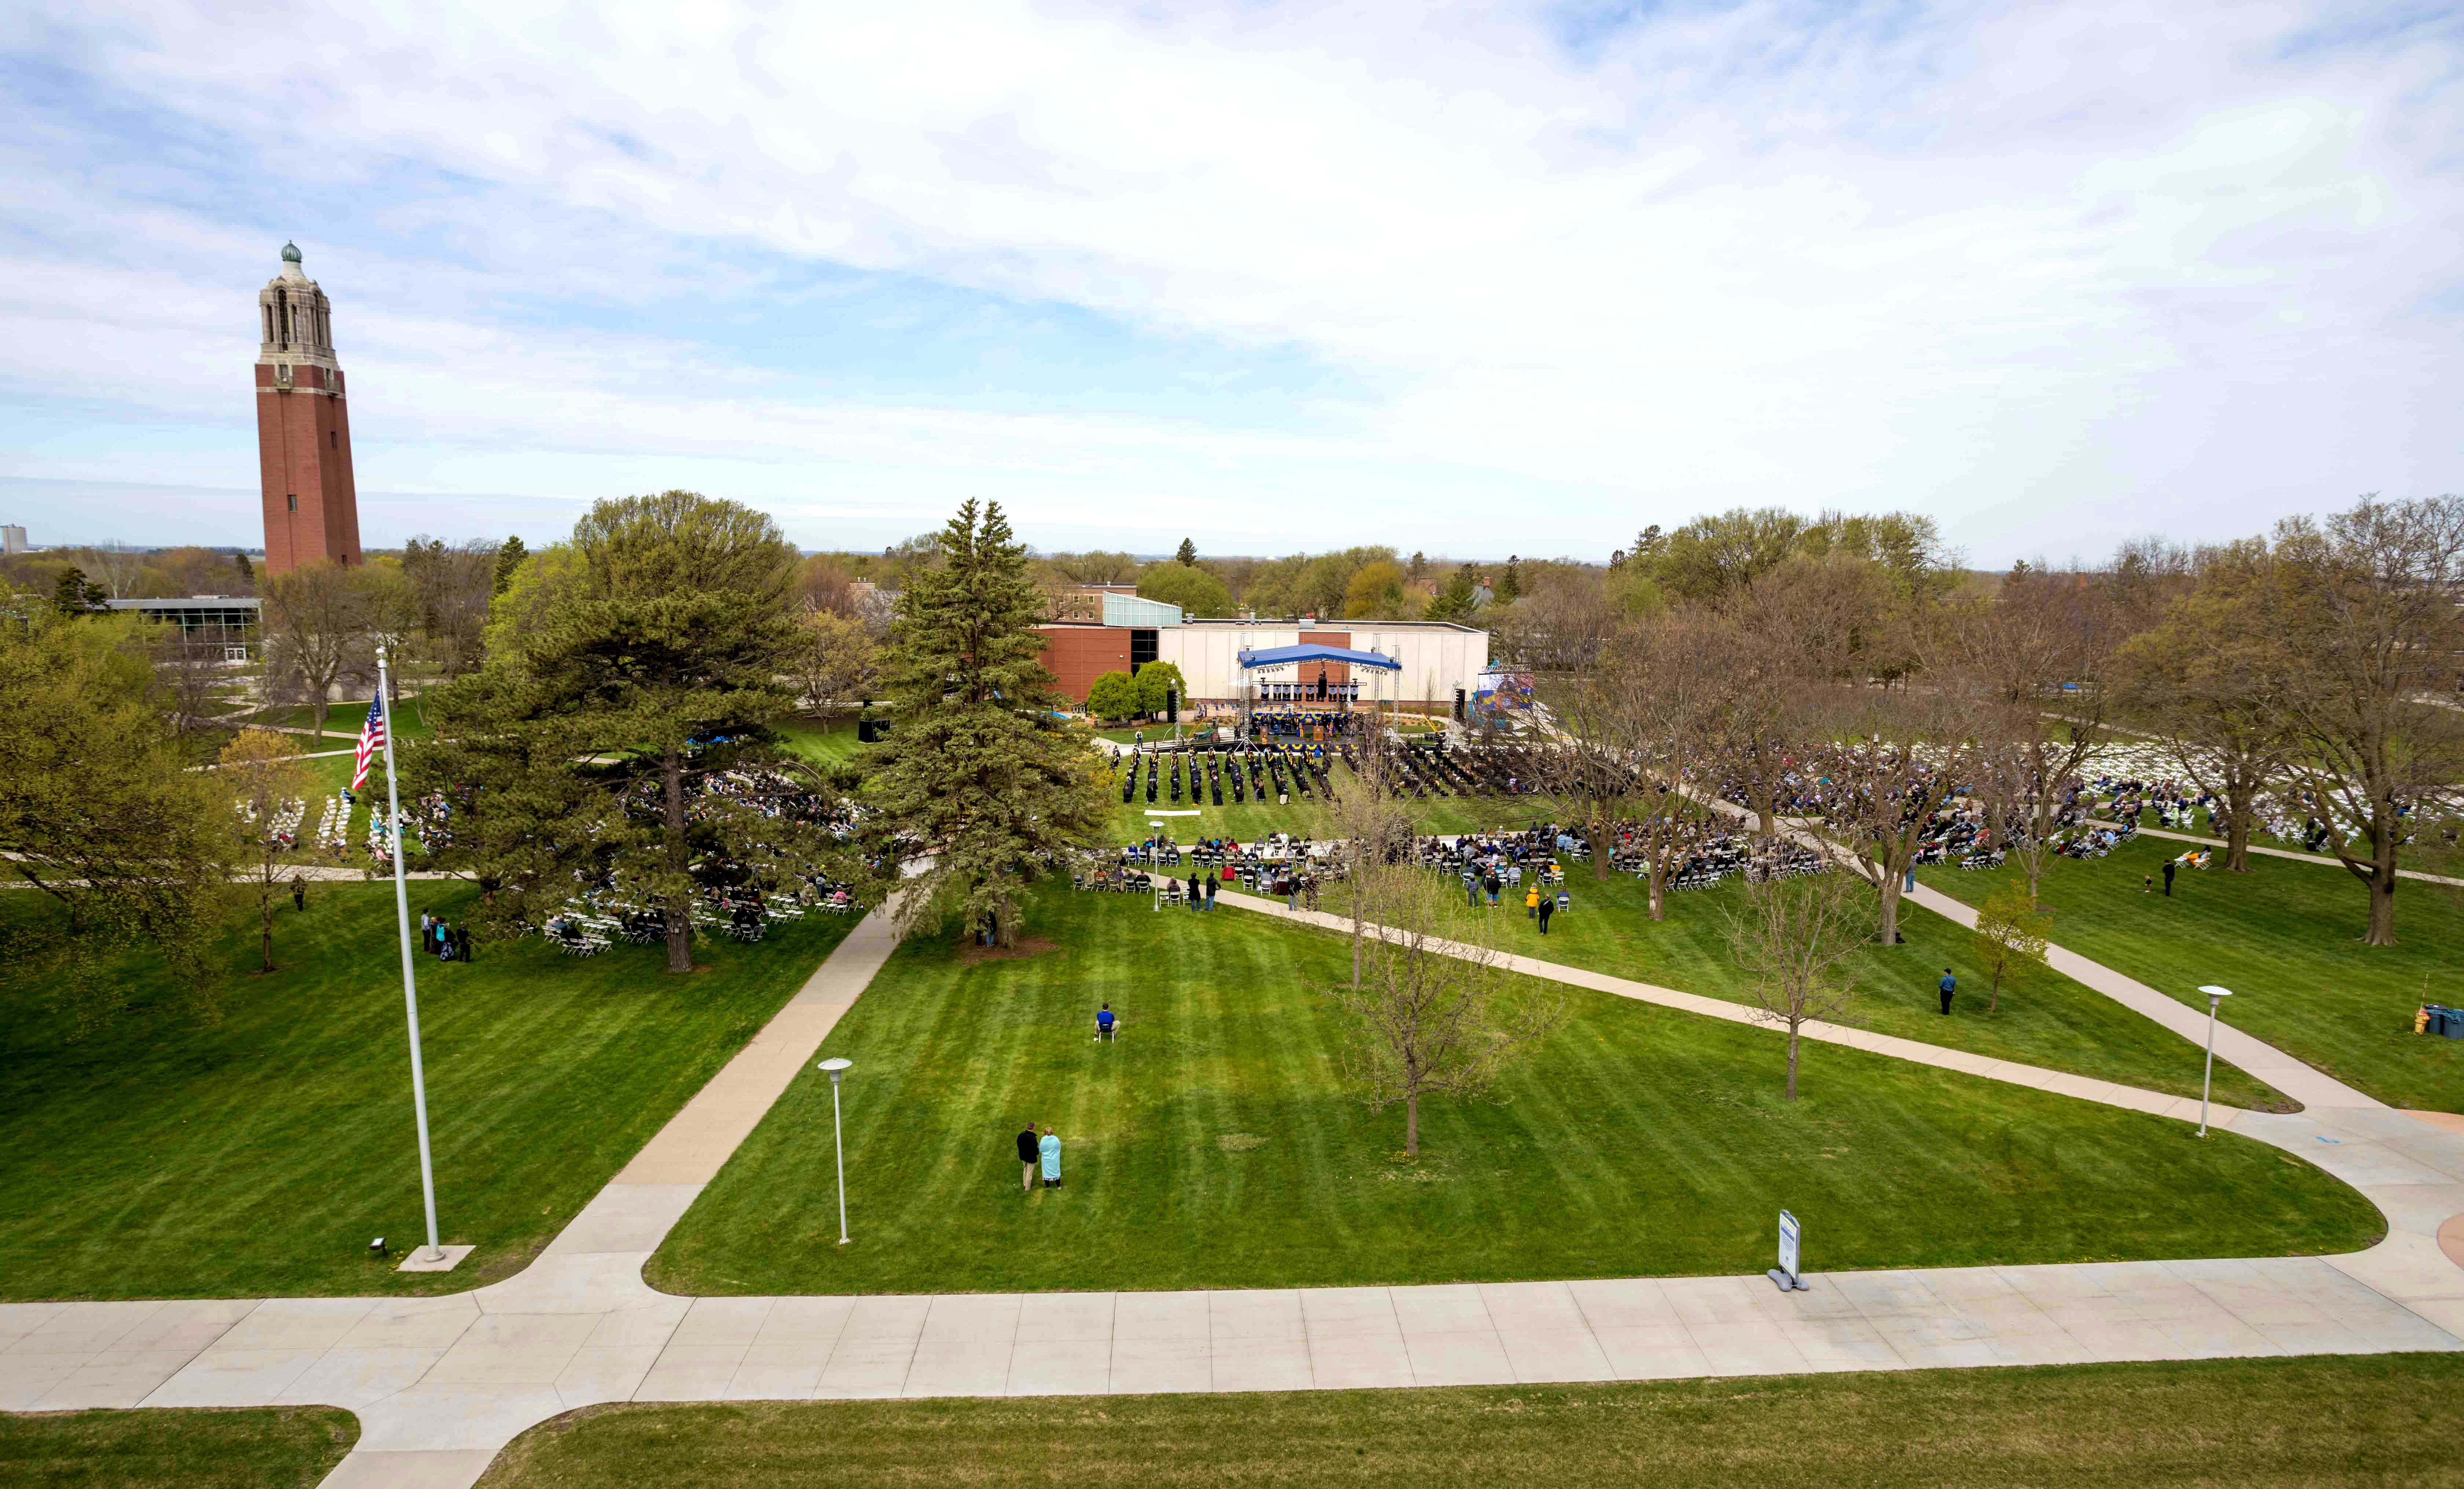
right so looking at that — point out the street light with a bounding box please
[818,1058,853,1244]
[2196,985,2233,1137]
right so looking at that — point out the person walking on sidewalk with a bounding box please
[1017,1122,1040,1193]
[1938,968,1957,1016]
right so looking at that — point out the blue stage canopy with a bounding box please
[1236,643,1401,672]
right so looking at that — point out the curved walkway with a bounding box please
[3,891,2461,1489]
[2091,820,2464,889]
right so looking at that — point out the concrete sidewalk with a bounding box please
[1213,889,2243,1127]
[1903,881,2380,1111]
[2091,820,2464,888]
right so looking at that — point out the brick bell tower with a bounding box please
[256,242,362,575]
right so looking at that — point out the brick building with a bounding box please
[1037,612,1488,709]
[255,243,363,576]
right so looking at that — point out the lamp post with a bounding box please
[2196,985,2233,1137]
[818,1057,853,1244]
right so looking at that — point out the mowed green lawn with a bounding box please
[474,1355,2464,1489]
[647,888,2374,1297]
[0,886,852,1301]
[1431,868,2283,1109]
[0,1406,356,1488]
[1920,837,2464,1114]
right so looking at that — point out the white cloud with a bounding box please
[0,0,2457,559]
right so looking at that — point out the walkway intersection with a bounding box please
[4,881,2462,1489]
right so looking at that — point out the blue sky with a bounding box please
[1,0,2458,562]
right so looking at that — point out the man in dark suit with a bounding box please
[1017,1122,1040,1193]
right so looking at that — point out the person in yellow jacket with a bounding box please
[1526,882,1541,920]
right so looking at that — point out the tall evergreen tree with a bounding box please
[870,500,1105,947]
[419,492,852,972]
[492,534,529,596]
[1175,537,1198,566]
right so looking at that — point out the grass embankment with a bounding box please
[1920,837,2464,1113]
[0,1405,357,1488]
[0,886,854,1300]
[1459,869,2283,1109]
[648,888,2374,1297]
[477,1354,2464,1489]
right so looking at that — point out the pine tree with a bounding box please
[1175,537,1198,566]
[869,500,1106,947]
[493,534,529,596]
[419,493,852,972]
[233,551,256,587]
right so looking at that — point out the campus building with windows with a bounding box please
[1036,606,1488,709]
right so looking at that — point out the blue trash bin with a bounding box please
[2442,1008,2464,1040]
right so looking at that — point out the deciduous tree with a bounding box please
[261,561,366,742]
[1326,864,1563,1156]
[1970,883,2048,1013]
[0,600,231,1030]
[218,727,315,974]
[788,607,878,716]
[2265,495,2464,945]
[1085,670,1140,722]
[2116,540,2291,872]
[1717,868,1866,1100]
[1135,561,1233,618]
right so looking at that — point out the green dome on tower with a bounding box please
[281,241,302,263]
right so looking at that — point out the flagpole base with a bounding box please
[397,1244,475,1273]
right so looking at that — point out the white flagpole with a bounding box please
[376,645,444,1262]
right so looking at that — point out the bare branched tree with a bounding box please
[1536,629,1641,884]
[2266,495,2464,944]
[1330,723,1416,988]
[2116,538,2293,872]
[789,607,880,716]
[1326,864,1564,1157]
[1963,568,2124,905]
[402,536,498,676]
[261,561,368,742]
[1815,685,1985,945]
[1622,611,1726,920]
[219,727,315,974]
[1717,868,1867,1100]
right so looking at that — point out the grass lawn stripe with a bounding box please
[0,885,855,1301]
[0,1405,357,1488]
[647,887,2377,1297]
[472,1354,2464,1489]
[1920,835,2464,1113]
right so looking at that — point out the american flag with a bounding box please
[351,696,387,790]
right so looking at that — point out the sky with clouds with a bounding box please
[1,0,2458,564]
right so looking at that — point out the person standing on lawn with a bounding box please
[2163,859,2177,896]
[1017,1123,1040,1192]
[1537,894,1554,934]
[1938,968,1957,1016]
[1040,1126,1062,1189]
